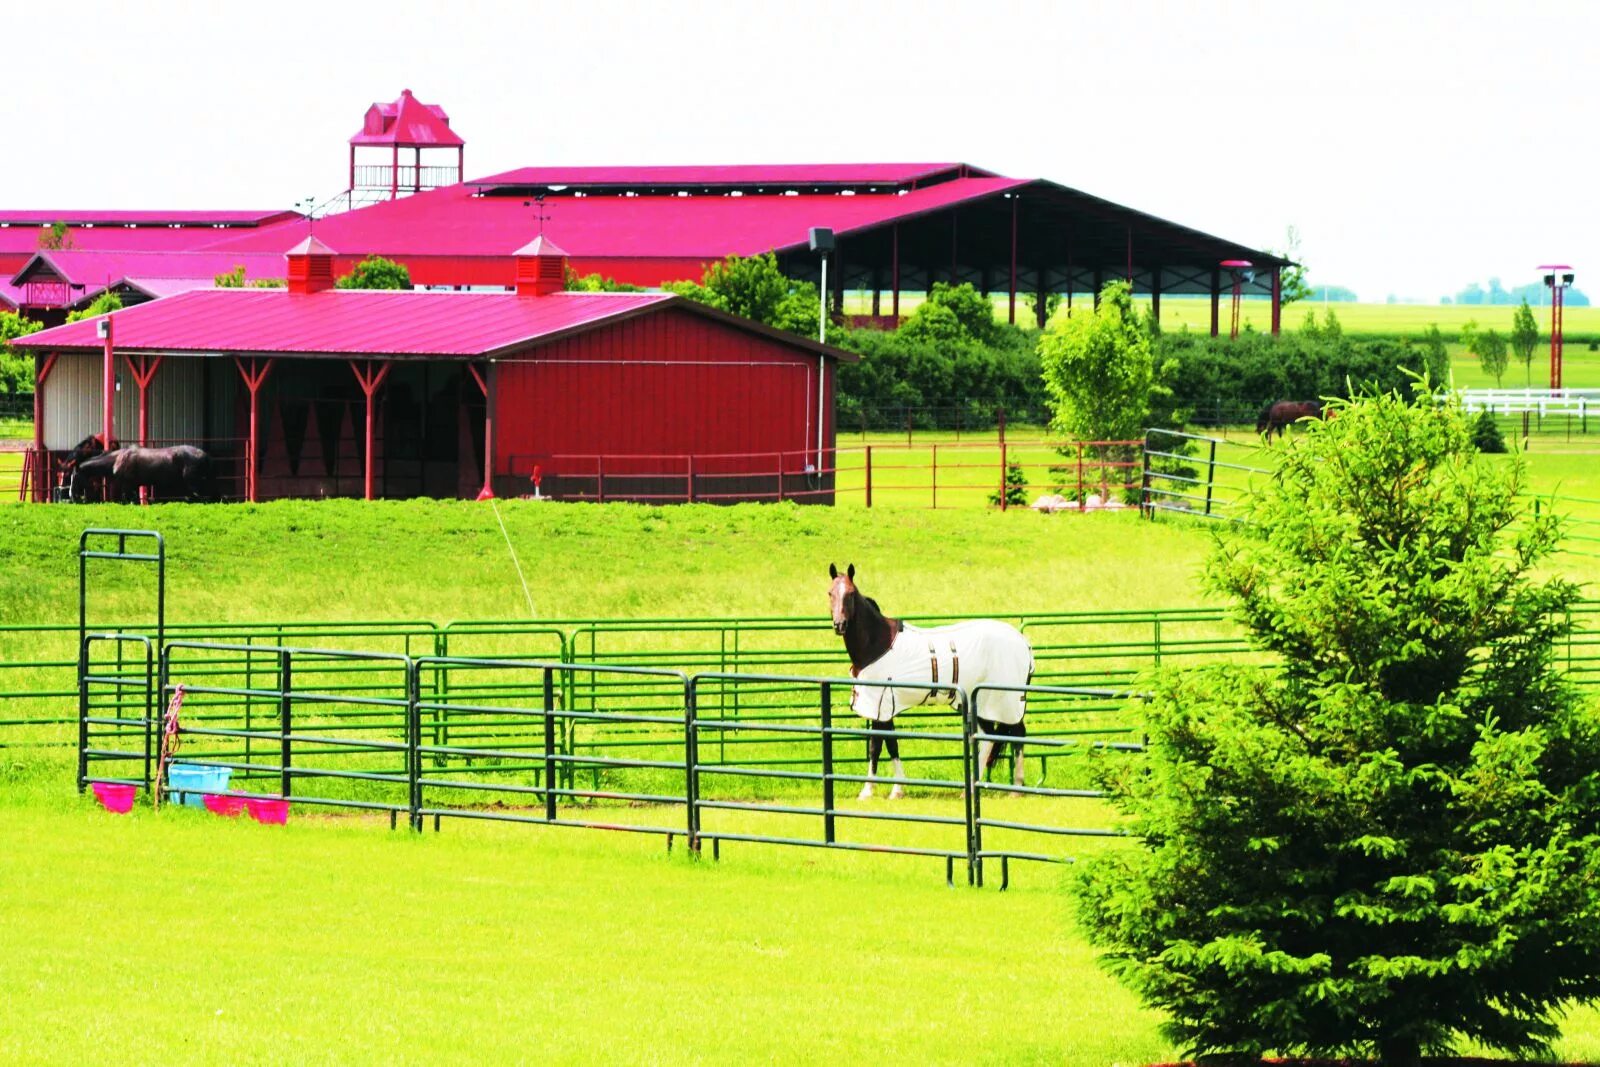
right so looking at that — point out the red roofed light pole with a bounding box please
[1221,260,1253,341]
[1541,265,1574,391]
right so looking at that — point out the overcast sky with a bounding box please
[8,0,1596,302]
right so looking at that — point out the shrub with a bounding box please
[1471,409,1507,452]
[987,460,1028,507]
[336,255,410,290]
[1075,390,1600,1063]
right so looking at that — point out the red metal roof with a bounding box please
[10,250,290,288]
[472,163,986,188]
[9,287,856,365]
[350,89,463,148]
[198,177,1030,260]
[0,210,300,226]
[0,225,280,260]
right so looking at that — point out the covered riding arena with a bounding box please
[14,238,855,504]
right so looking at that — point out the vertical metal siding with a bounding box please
[493,307,827,476]
[41,353,232,449]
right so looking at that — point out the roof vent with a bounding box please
[513,235,569,297]
[285,235,338,294]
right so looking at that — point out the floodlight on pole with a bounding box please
[1221,260,1254,341]
[1540,264,1574,391]
[809,227,835,473]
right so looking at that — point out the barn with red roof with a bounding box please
[13,238,855,504]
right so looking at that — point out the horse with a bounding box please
[70,445,211,503]
[1255,399,1323,442]
[827,563,1034,799]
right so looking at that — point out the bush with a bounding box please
[1075,390,1600,1062]
[987,460,1028,507]
[1471,409,1507,452]
[0,311,43,397]
[336,255,410,290]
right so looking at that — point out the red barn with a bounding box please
[12,238,854,504]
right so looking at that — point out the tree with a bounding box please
[902,282,1001,345]
[37,222,72,251]
[1038,280,1155,442]
[564,268,643,293]
[1511,297,1539,387]
[0,312,44,398]
[1272,225,1313,306]
[65,292,122,324]
[335,255,411,290]
[1420,324,1450,385]
[1075,389,1600,1063]
[664,252,818,337]
[1466,322,1509,387]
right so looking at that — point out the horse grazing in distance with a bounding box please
[1256,399,1324,442]
[70,445,212,503]
[827,563,1034,799]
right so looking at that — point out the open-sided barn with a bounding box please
[13,238,855,504]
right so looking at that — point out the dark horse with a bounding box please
[828,563,1034,799]
[1256,399,1324,442]
[70,445,211,503]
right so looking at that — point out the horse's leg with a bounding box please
[1009,720,1028,791]
[860,723,883,800]
[882,720,904,800]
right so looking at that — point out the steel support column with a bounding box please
[390,144,399,200]
[100,315,114,452]
[1035,269,1047,330]
[1210,268,1222,338]
[124,354,164,504]
[1008,197,1018,324]
[350,359,393,501]
[234,357,275,503]
[467,362,495,500]
[891,225,900,320]
[1151,267,1162,328]
[1270,267,1282,336]
[33,352,58,502]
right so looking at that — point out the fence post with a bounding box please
[777,452,785,502]
[1076,442,1084,500]
[596,456,605,505]
[820,681,835,844]
[407,660,421,831]
[279,649,293,800]
[906,408,913,448]
[965,692,981,888]
[543,666,558,822]
[76,635,89,794]
[931,444,939,509]
[999,441,1008,511]
[684,678,701,854]
[1140,432,1154,518]
[1204,437,1218,516]
[865,446,873,508]
[686,455,695,504]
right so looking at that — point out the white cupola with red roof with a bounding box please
[348,89,465,201]
[514,235,569,297]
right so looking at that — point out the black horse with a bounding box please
[70,445,211,503]
[1256,400,1323,442]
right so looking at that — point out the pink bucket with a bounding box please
[91,782,137,814]
[246,798,289,825]
[203,794,248,818]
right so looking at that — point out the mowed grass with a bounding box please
[0,795,1173,1066]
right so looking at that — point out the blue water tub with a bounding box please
[167,763,232,807]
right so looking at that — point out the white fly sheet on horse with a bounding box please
[851,620,1033,724]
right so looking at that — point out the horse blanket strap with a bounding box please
[850,620,1031,725]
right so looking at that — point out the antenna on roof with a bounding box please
[297,196,317,236]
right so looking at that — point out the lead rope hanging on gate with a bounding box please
[153,684,184,811]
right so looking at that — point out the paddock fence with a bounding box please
[79,638,1151,884]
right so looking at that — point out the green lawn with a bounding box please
[0,797,1172,1066]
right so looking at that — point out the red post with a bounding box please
[349,360,392,501]
[686,454,695,503]
[890,225,900,320]
[999,441,1008,512]
[467,362,494,500]
[390,144,399,200]
[776,452,784,502]
[865,446,873,508]
[1210,268,1221,338]
[33,352,57,502]
[124,354,163,504]
[931,443,938,510]
[348,144,355,192]
[234,357,274,503]
[100,315,115,452]
[596,455,605,504]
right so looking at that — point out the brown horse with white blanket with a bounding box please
[828,564,1034,799]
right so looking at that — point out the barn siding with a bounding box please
[41,353,225,449]
[493,307,833,490]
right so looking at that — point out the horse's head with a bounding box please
[827,563,858,636]
[1255,402,1275,435]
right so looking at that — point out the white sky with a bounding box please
[8,0,1597,302]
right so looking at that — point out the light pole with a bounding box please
[1540,265,1574,391]
[809,227,835,473]
[1221,260,1254,341]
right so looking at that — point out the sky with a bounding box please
[7,0,1597,302]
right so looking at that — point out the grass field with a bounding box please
[10,431,1600,1062]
